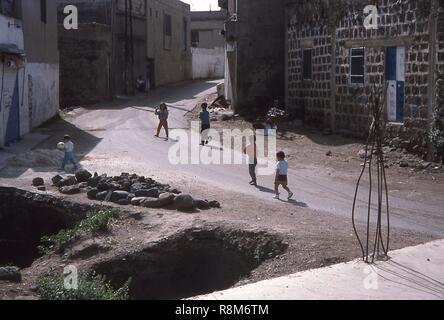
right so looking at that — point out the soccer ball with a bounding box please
[57,142,65,150]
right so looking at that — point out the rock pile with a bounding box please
[42,170,221,212]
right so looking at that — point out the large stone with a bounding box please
[110,191,130,203]
[141,197,162,208]
[194,199,211,210]
[95,191,109,201]
[78,182,89,189]
[59,185,81,195]
[131,197,149,206]
[87,188,100,200]
[57,176,77,188]
[51,175,64,185]
[32,177,44,187]
[75,169,93,183]
[0,267,22,283]
[174,194,195,211]
[159,193,176,207]
[135,188,160,198]
[87,175,101,188]
[209,200,221,208]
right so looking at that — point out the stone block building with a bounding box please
[0,0,59,148]
[57,0,191,107]
[286,0,444,158]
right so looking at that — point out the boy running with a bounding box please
[274,151,293,200]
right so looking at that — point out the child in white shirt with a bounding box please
[274,151,293,200]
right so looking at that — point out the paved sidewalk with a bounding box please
[193,240,444,300]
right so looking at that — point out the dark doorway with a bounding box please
[146,59,155,90]
[5,75,20,145]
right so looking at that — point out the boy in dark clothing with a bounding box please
[199,103,210,145]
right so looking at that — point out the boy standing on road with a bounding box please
[199,103,210,146]
[155,102,169,141]
[61,135,78,171]
[243,135,258,186]
[274,151,293,200]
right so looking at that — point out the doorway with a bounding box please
[5,75,20,145]
[386,47,405,122]
[146,59,155,90]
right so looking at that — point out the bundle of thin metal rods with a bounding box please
[352,84,391,264]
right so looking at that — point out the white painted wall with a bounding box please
[23,63,59,130]
[1,14,59,148]
[191,47,225,80]
[0,14,24,147]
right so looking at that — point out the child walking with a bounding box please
[274,151,293,200]
[155,102,169,140]
[61,134,78,171]
[199,103,210,146]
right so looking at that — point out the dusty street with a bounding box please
[3,79,442,235]
[0,80,443,298]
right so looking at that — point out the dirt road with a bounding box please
[1,79,443,296]
[2,79,443,238]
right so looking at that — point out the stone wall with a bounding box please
[286,0,442,158]
[58,24,112,107]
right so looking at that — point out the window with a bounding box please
[40,0,47,23]
[303,49,312,80]
[164,14,172,36]
[350,47,365,84]
[149,8,152,18]
[191,31,199,47]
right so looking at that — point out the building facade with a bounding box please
[57,0,191,107]
[0,0,59,148]
[190,10,226,80]
[286,0,444,157]
[191,10,225,49]
[220,0,286,115]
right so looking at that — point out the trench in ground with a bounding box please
[0,187,90,268]
[0,187,288,299]
[94,227,288,300]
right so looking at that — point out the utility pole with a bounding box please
[124,0,135,95]
[124,0,129,94]
[110,0,116,99]
[129,0,135,95]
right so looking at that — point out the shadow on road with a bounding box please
[0,116,102,178]
[83,80,220,111]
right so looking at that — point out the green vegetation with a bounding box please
[39,209,118,254]
[429,110,444,158]
[36,271,129,300]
